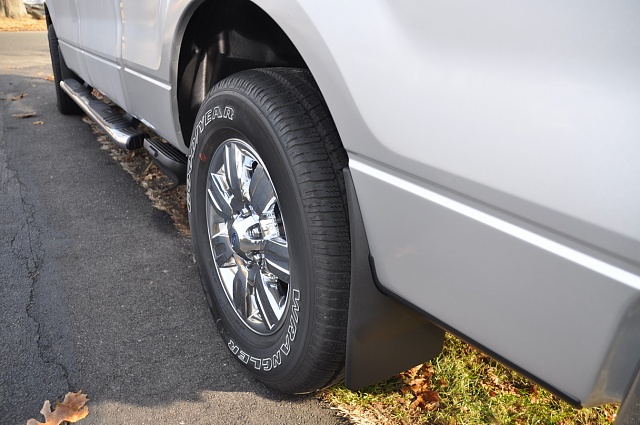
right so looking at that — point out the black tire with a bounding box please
[47,24,82,115]
[187,68,351,394]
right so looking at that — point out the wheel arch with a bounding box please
[174,0,307,147]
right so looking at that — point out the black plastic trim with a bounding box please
[144,138,188,185]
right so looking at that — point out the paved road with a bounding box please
[0,32,344,425]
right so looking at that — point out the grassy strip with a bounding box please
[320,334,618,424]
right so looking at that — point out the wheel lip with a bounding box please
[205,137,291,336]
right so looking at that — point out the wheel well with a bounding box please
[177,0,306,145]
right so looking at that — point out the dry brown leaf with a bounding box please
[13,112,37,119]
[32,121,44,125]
[144,172,163,181]
[91,89,105,100]
[58,391,88,411]
[9,93,28,101]
[405,365,423,380]
[44,75,55,82]
[401,365,442,412]
[26,391,89,425]
[407,378,429,394]
[409,390,441,411]
[409,396,424,410]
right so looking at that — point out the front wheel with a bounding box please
[187,68,351,393]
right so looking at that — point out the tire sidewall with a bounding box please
[188,89,315,384]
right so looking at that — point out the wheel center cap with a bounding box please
[229,213,262,258]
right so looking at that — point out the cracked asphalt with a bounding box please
[0,32,344,425]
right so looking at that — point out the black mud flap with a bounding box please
[344,168,445,390]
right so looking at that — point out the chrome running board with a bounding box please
[60,79,146,150]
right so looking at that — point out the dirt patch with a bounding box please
[0,16,46,32]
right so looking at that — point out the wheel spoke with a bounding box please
[207,173,233,220]
[253,271,284,331]
[224,143,249,199]
[232,266,250,317]
[264,238,290,283]
[210,233,234,266]
[249,164,276,215]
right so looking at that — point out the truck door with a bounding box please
[75,0,128,109]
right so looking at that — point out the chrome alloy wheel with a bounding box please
[205,139,290,335]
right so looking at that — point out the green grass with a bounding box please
[320,334,618,424]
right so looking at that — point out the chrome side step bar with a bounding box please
[60,79,146,150]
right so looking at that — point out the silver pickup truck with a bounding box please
[44,0,640,419]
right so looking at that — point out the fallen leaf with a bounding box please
[409,390,441,411]
[44,75,55,82]
[406,365,423,379]
[91,89,105,100]
[13,112,37,119]
[9,93,28,101]
[144,172,162,181]
[26,391,89,425]
[32,121,44,125]
[408,378,428,393]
